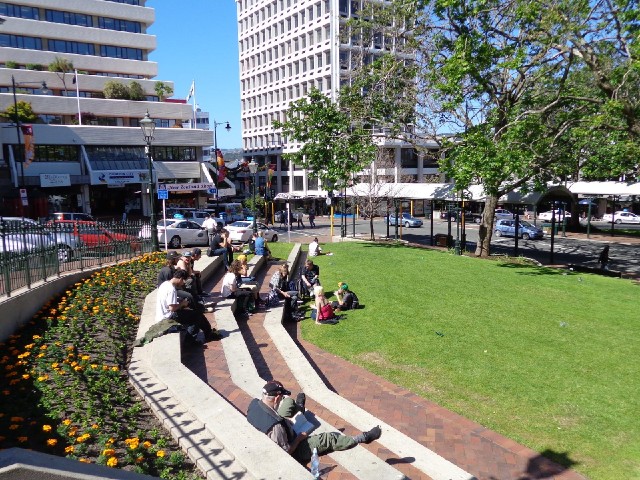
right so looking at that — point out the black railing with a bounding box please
[0,219,154,297]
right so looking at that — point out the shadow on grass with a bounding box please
[494,262,569,276]
[502,449,580,480]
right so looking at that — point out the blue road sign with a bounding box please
[158,189,169,200]
[207,188,218,195]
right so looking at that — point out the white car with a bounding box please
[139,219,209,249]
[494,209,515,220]
[602,211,640,224]
[226,221,279,243]
[537,210,572,221]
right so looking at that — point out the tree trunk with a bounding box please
[475,195,498,257]
[369,217,375,240]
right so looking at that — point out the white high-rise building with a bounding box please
[236,0,441,202]
[0,0,214,217]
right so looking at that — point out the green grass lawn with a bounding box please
[298,242,640,480]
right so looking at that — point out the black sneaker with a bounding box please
[361,426,382,444]
[184,335,204,347]
[204,330,223,342]
[295,392,306,413]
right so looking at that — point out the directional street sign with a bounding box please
[157,189,169,200]
[207,188,218,195]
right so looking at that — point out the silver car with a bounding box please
[139,219,209,249]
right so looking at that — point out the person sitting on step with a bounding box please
[246,380,381,464]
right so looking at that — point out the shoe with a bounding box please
[295,392,306,413]
[205,306,214,313]
[361,426,382,444]
[204,331,223,342]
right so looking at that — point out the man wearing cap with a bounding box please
[332,282,358,311]
[156,269,221,344]
[247,380,381,464]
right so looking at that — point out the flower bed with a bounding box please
[0,252,202,479]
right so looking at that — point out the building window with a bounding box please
[0,3,39,19]
[293,175,304,190]
[104,0,141,4]
[49,39,95,55]
[100,45,143,60]
[0,34,42,50]
[401,148,418,168]
[45,9,93,27]
[97,17,142,33]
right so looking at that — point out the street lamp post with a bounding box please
[139,112,159,251]
[248,159,258,234]
[212,120,231,216]
[10,75,50,188]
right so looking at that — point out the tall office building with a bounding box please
[0,0,214,217]
[236,0,441,202]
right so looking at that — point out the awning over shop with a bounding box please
[566,181,640,197]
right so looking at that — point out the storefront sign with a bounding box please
[91,170,150,185]
[159,182,216,192]
[40,173,71,187]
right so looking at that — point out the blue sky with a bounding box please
[148,1,241,149]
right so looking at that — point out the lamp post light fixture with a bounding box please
[139,111,159,252]
[11,75,51,188]
[248,159,258,234]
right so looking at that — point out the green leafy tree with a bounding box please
[2,100,38,123]
[48,57,74,94]
[103,80,130,100]
[128,81,145,101]
[273,88,377,195]
[154,81,174,101]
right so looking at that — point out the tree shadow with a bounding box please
[510,449,580,479]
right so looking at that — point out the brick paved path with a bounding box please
[184,251,587,480]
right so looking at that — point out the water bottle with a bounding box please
[310,447,320,478]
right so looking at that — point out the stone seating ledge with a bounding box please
[129,253,312,480]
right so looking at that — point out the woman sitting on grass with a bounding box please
[314,285,337,324]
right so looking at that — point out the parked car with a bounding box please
[494,209,515,220]
[2,217,81,261]
[386,213,423,228]
[50,212,94,221]
[494,219,544,240]
[165,209,225,227]
[537,210,572,221]
[48,220,141,255]
[226,221,278,243]
[139,219,209,249]
[601,211,640,224]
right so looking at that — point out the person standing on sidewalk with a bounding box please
[308,208,316,228]
[247,380,381,464]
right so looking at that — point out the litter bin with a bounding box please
[435,234,453,247]
[541,223,558,235]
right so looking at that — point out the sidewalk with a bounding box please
[184,256,587,480]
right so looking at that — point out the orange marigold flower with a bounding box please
[42,425,52,432]
[64,446,74,453]
[17,436,28,443]
[156,450,165,458]
[62,419,71,426]
[143,440,152,449]
[9,425,19,430]
[10,417,24,422]
[102,448,116,456]
[46,438,57,447]
[106,457,118,467]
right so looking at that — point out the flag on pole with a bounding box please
[186,80,195,102]
[216,149,226,182]
[21,125,35,168]
[267,164,275,188]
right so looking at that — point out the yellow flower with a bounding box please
[143,440,152,449]
[105,437,115,445]
[64,446,74,453]
[156,450,165,458]
[46,438,58,447]
[106,457,118,467]
[136,456,144,463]
[78,458,90,463]
[42,425,52,432]
[17,436,28,443]
[62,419,71,426]
[91,423,99,430]
[110,366,118,372]
[102,448,116,456]
[9,425,19,430]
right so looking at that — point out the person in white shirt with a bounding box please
[156,270,220,344]
[308,237,322,256]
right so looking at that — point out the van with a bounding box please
[206,203,245,222]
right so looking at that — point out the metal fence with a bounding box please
[0,219,153,297]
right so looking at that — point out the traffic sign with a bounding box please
[207,188,218,195]
[157,189,169,200]
[158,182,216,192]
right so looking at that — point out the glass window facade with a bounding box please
[0,2,39,19]
[0,34,42,50]
[100,45,143,60]
[49,39,95,55]
[45,9,93,27]
[98,17,142,33]
[151,146,196,162]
